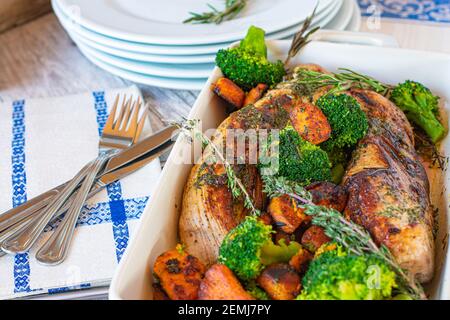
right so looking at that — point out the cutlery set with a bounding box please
[0,95,178,265]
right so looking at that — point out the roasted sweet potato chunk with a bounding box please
[306,181,348,212]
[153,246,206,300]
[257,263,301,300]
[244,83,269,106]
[152,283,170,300]
[268,194,310,234]
[198,264,255,300]
[273,229,293,245]
[289,102,331,145]
[289,246,313,274]
[301,226,331,253]
[212,77,245,109]
[258,211,273,226]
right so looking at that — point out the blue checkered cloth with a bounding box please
[0,86,161,299]
[358,0,450,23]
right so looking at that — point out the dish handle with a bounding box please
[311,30,399,48]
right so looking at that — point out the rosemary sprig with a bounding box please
[285,4,320,67]
[184,0,247,25]
[295,68,393,96]
[177,119,260,216]
[262,174,427,300]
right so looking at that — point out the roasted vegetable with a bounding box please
[298,249,398,300]
[212,77,245,109]
[301,226,331,253]
[289,246,313,273]
[317,93,369,150]
[218,216,301,281]
[288,102,331,145]
[390,80,445,143]
[153,245,206,300]
[277,126,332,184]
[198,264,255,300]
[268,194,310,233]
[152,283,170,300]
[215,26,286,90]
[267,183,347,235]
[306,182,348,213]
[257,263,301,300]
[324,147,349,184]
[244,83,269,106]
[245,281,270,300]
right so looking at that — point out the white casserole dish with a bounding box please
[109,32,450,300]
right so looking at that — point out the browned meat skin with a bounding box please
[343,89,435,283]
[180,89,301,265]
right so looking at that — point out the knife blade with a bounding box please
[0,136,176,253]
[0,125,179,234]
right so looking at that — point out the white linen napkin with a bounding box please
[0,86,161,299]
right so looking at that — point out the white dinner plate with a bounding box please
[52,0,339,57]
[325,0,354,31]
[57,0,334,45]
[76,42,215,79]
[62,0,342,65]
[79,46,206,90]
[347,0,362,32]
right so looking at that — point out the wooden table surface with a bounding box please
[0,12,449,133]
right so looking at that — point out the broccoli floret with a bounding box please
[390,80,446,143]
[317,94,369,150]
[218,216,301,281]
[277,126,332,184]
[297,249,398,300]
[323,146,349,184]
[245,281,270,300]
[215,26,286,90]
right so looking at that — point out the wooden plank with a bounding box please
[0,0,51,34]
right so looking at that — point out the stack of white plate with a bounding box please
[52,0,361,90]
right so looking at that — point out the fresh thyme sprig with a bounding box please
[177,119,260,216]
[262,174,427,300]
[184,0,247,25]
[295,68,393,96]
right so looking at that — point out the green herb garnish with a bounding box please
[184,0,247,25]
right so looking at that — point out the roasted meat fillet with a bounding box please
[180,88,316,265]
[343,89,435,283]
[180,66,436,283]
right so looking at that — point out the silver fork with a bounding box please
[1,95,146,256]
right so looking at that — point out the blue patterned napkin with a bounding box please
[0,86,161,299]
[358,0,450,23]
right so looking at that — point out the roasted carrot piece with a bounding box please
[306,182,348,212]
[212,77,245,109]
[152,283,170,300]
[244,83,269,106]
[198,264,255,300]
[289,246,313,274]
[153,245,206,300]
[268,194,311,234]
[289,102,331,145]
[301,226,331,253]
[258,211,273,226]
[257,263,301,300]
